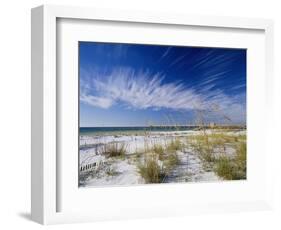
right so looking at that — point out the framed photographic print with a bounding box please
[78,42,247,187]
[31,5,274,224]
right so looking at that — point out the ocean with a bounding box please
[80,126,199,136]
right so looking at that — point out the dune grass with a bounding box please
[214,156,237,180]
[100,127,246,182]
[214,142,246,180]
[101,142,127,158]
[152,143,165,155]
[189,130,246,180]
[166,138,183,152]
[164,152,180,171]
[189,134,215,163]
[137,153,165,183]
[137,137,182,183]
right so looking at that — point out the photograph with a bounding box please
[78,42,247,187]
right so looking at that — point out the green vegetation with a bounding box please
[164,152,180,171]
[152,143,165,155]
[99,127,246,183]
[137,138,183,183]
[166,138,183,152]
[189,134,214,163]
[189,131,246,180]
[102,142,127,158]
[214,156,237,180]
[215,142,246,180]
[138,153,165,183]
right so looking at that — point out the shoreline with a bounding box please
[79,126,246,137]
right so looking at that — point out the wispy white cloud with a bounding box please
[80,67,245,123]
[231,83,246,90]
[160,47,172,59]
[168,54,188,67]
[199,71,229,86]
[80,94,113,109]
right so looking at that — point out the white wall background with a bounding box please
[0,0,280,229]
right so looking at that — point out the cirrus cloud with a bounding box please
[80,67,245,123]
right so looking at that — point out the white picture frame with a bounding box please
[31,4,274,225]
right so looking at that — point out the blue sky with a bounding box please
[79,42,246,127]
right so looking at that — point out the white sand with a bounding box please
[79,130,245,187]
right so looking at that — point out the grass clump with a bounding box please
[138,153,165,183]
[152,143,165,155]
[164,152,180,171]
[234,142,246,177]
[189,134,215,163]
[200,150,216,163]
[102,142,127,158]
[166,138,183,152]
[214,156,237,180]
[152,143,165,161]
[189,130,247,180]
[138,139,182,183]
[214,142,246,180]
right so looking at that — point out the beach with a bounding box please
[78,42,247,188]
[79,128,246,187]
